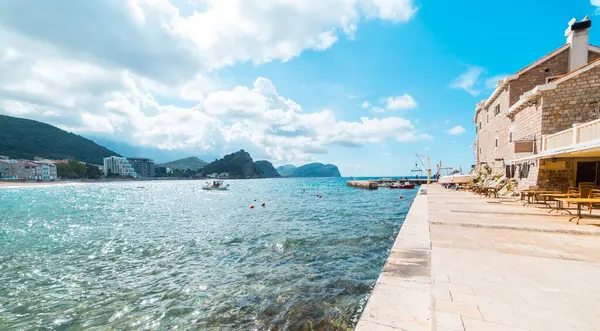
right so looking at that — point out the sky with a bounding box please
[1,0,599,176]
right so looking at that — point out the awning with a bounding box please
[507,139,600,164]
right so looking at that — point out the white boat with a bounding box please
[438,174,475,185]
[202,180,230,190]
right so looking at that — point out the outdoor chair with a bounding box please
[587,189,600,214]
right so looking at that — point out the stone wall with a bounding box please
[476,89,543,175]
[537,158,574,191]
[509,49,569,106]
[588,50,600,63]
[541,65,600,134]
[476,88,511,172]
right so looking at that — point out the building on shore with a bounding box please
[103,156,137,177]
[475,17,600,190]
[127,157,155,177]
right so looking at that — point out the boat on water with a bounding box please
[389,181,416,189]
[202,180,230,191]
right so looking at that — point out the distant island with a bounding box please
[0,115,342,180]
[276,163,341,178]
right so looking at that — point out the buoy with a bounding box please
[250,205,255,209]
[399,196,403,199]
[261,203,265,207]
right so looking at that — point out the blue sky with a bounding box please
[1,0,599,176]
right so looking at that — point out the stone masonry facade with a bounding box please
[541,65,600,134]
[475,47,600,189]
[509,49,570,106]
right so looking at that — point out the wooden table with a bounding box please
[520,190,562,206]
[538,193,580,214]
[555,198,600,224]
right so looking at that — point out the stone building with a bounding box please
[475,17,600,190]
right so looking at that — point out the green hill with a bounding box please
[0,115,119,164]
[289,163,341,177]
[202,150,262,179]
[158,156,207,171]
[255,160,280,178]
[276,164,297,177]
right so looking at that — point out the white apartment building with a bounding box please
[103,156,138,177]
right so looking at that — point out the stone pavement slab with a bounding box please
[428,185,600,331]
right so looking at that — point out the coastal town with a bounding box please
[0,155,169,181]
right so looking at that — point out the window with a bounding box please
[509,131,513,143]
[478,122,482,130]
[495,138,498,148]
[495,104,501,116]
[486,113,489,123]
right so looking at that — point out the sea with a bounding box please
[0,178,416,330]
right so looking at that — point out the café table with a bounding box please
[555,197,600,224]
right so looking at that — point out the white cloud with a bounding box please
[449,66,484,96]
[0,0,426,163]
[450,66,507,96]
[0,0,417,81]
[484,74,507,89]
[371,107,386,113]
[362,101,370,108]
[385,94,417,110]
[446,125,466,135]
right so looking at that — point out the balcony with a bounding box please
[542,118,600,152]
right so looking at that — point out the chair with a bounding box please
[487,181,507,198]
[567,187,580,207]
[579,182,595,201]
[588,189,600,214]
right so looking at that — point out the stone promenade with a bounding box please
[429,185,600,331]
[356,184,600,331]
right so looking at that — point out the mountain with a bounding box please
[289,163,341,177]
[202,150,262,179]
[255,160,280,178]
[158,157,207,171]
[90,136,219,163]
[276,164,297,177]
[0,115,119,164]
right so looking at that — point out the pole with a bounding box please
[427,157,431,184]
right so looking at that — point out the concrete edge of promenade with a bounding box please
[355,187,433,330]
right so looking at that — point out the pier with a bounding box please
[356,184,600,330]
[346,178,438,190]
[346,180,379,190]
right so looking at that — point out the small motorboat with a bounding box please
[389,181,416,189]
[202,180,229,191]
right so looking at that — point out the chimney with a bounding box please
[565,16,592,72]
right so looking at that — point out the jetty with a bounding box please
[357,184,600,330]
[346,180,379,190]
[347,178,437,190]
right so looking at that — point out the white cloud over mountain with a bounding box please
[0,0,425,163]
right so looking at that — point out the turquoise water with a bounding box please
[0,178,415,330]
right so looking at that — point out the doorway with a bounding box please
[576,161,599,185]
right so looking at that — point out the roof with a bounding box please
[515,44,569,76]
[477,44,600,117]
[507,57,600,115]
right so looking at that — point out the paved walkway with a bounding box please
[429,185,600,331]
